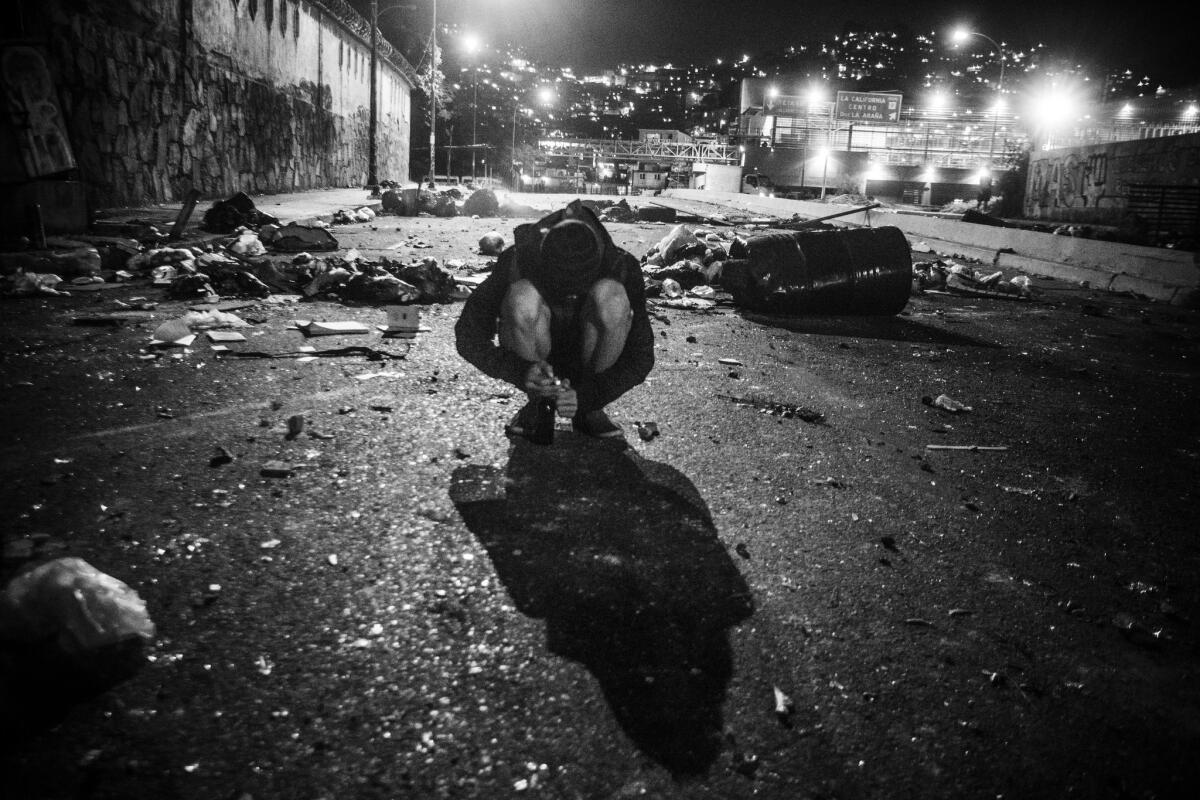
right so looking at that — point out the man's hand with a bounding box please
[554,379,577,419]
[522,363,576,418]
[523,361,559,398]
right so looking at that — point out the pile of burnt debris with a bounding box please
[1,189,1047,319]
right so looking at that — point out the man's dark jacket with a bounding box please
[454,201,654,414]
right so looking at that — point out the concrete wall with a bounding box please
[666,188,1200,305]
[1025,133,1200,224]
[21,0,412,208]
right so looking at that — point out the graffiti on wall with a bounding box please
[1024,133,1200,222]
[0,45,77,178]
[1027,151,1111,213]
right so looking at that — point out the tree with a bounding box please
[410,34,450,180]
[512,142,542,173]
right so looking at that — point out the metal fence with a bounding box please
[744,104,1027,170]
[1126,184,1200,245]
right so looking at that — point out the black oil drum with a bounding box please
[721,226,912,315]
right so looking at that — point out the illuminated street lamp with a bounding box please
[1027,81,1084,149]
[951,27,1007,169]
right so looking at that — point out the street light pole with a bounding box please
[367,0,379,194]
[462,35,481,182]
[819,123,853,199]
[953,29,1006,169]
[989,51,1006,169]
[511,98,518,191]
[429,0,437,185]
[471,72,478,181]
[820,149,830,199]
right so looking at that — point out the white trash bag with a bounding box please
[0,557,156,655]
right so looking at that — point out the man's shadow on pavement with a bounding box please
[449,434,754,776]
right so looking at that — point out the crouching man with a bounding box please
[455,200,654,442]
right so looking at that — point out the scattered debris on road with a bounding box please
[773,685,795,722]
[718,393,824,423]
[259,461,294,479]
[925,444,1009,452]
[923,393,973,412]
[633,421,660,441]
[913,259,1035,299]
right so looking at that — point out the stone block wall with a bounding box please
[23,0,412,208]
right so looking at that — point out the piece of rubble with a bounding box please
[478,231,505,255]
[660,277,683,298]
[1,271,68,296]
[383,305,420,338]
[462,189,499,217]
[267,223,339,252]
[294,320,370,336]
[773,686,795,719]
[201,192,280,232]
[260,461,293,479]
[149,318,196,347]
[634,421,660,441]
[343,272,419,303]
[923,394,973,413]
[0,243,101,279]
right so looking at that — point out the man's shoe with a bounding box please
[573,409,625,440]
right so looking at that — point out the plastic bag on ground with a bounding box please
[182,309,249,329]
[1,271,68,296]
[0,557,155,654]
[128,247,195,273]
[653,224,700,264]
[229,231,267,257]
[1,558,156,737]
[0,246,101,278]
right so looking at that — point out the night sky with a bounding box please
[371,0,1198,87]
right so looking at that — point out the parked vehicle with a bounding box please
[696,164,775,196]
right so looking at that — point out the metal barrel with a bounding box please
[724,226,912,315]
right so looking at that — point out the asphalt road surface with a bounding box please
[2,206,1199,799]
